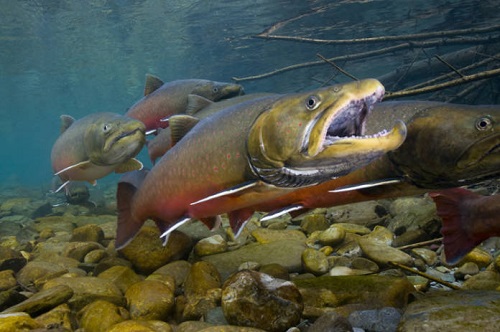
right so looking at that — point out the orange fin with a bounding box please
[116,170,149,250]
[228,208,255,238]
[430,188,482,265]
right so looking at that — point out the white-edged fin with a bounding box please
[54,180,70,193]
[260,204,305,222]
[211,215,223,231]
[159,217,192,246]
[234,219,250,239]
[54,161,92,176]
[330,178,403,193]
[146,129,158,135]
[190,181,258,206]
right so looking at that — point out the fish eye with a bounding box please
[475,116,493,131]
[103,124,112,132]
[306,95,320,111]
[213,87,219,93]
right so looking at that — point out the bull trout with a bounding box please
[116,79,407,248]
[51,112,146,192]
[125,74,244,132]
[146,93,276,163]
[246,101,500,233]
[430,188,500,264]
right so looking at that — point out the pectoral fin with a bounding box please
[260,204,305,222]
[186,94,213,115]
[190,181,260,206]
[54,160,92,176]
[228,208,255,238]
[329,178,403,193]
[115,158,144,174]
[169,115,200,145]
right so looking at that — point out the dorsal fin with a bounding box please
[60,115,75,134]
[144,74,164,96]
[186,94,213,115]
[169,115,200,145]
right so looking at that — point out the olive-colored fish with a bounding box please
[146,93,275,163]
[116,79,407,249]
[430,188,500,264]
[242,101,500,233]
[51,112,146,192]
[125,74,244,132]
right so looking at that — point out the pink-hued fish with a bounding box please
[50,112,145,192]
[125,74,244,132]
[116,79,406,249]
[430,188,500,264]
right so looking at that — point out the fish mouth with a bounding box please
[104,124,146,153]
[303,85,385,158]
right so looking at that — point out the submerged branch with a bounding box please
[232,36,500,82]
[256,24,500,45]
[389,261,461,290]
[316,53,358,81]
[384,67,500,99]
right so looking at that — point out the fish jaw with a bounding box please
[247,79,404,187]
[87,117,146,167]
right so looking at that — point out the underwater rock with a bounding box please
[35,303,73,331]
[125,280,175,320]
[454,262,480,280]
[410,248,438,266]
[317,225,346,246]
[300,214,330,234]
[107,319,173,332]
[151,260,192,294]
[0,312,42,330]
[0,270,17,292]
[16,261,69,291]
[1,284,73,316]
[258,263,290,280]
[326,200,388,227]
[350,257,380,273]
[387,197,440,236]
[97,265,143,294]
[70,224,105,243]
[251,228,306,244]
[221,270,303,332]
[118,226,192,274]
[398,290,500,331]
[42,276,124,311]
[348,307,402,332]
[457,247,493,269]
[358,237,413,267]
[461,270,500,290]
[364,225,394,246]
[201,239,306,280]
[83,248,109,264]
[182,261,222,320]
[194,234,228,256]
[78,300,129,332]
[307,311,354,332]
[62,241,104,262]
[295,275,415,315]
[0,247,26,273]
[302,248,329,276]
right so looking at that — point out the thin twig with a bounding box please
[434,54,465,78]
[256,24,500,44]
[389,261,461,290]
[232,36,500,82]
[396,237,443,250]
[316,53,358,81]
[384,67,500,99]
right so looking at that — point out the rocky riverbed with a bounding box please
[1,183,500,332]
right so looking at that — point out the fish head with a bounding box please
[192,80,245,101]
[390,104,500,187]
[84,113,146,166]
[247,79,407,187]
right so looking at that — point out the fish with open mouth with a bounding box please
[115,79,407,249]
[247,101,500,234]
[51,112,146,193]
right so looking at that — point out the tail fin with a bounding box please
[116,169,149,250]
[429,188,480,265]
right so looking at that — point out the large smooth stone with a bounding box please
[125,280,175,320]
[398,290,500,331]
[221,270,303,332]
[78,300,129,332]
[118,226,192,274]
[202,239,306,280]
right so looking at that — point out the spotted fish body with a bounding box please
[125,74,244,132]
[250,101,500,229]
[50,112,145,190]
[116,79,406,248]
